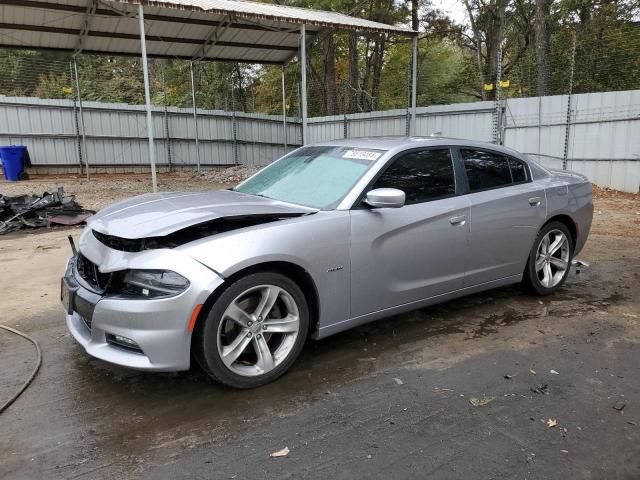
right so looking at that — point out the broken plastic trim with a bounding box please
[92,213,309,252]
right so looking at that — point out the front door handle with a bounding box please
[450,215,466,225]
[528,196,542,206]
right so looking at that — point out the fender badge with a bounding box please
[327,266,344,273]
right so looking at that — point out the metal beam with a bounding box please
[300,24,308,145]
[138,5,158,193]
[0,23,299,52]
[2,0,316,34]
[410,35,418,136]
[192,16,233,61]
[74,0,99,54]
[0,45,286,64]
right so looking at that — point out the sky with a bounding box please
[433,0,468,24]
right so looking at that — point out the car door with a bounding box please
[349,147,469,317]
[458,148,547,287]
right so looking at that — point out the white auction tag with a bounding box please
[342,149,382,161]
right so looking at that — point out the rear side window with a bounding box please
[508,156,528,183]
[371,148,456,204]
[461,149,512,191]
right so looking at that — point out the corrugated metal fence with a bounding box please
[0,96,300,169]
[308,90,640,193]
[1,90,638,192]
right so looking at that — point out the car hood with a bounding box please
[88,190,317,239]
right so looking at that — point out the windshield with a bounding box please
[234,146,385,209]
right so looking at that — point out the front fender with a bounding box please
[178,211,352,334]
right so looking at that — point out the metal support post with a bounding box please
[190,61,201,173]
[410,35,418,136]
[138,4,158,192]
[562,32,577,171]
[300,25,308,145]
[73,58,89,179]
[69,61,83,175]
[281,65,287,150]
[231,76,238,165]
[162,70,172,171]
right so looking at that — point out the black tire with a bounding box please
[194,271,309,389]
[523,221,574,296]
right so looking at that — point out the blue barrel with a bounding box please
[0,145,28,181]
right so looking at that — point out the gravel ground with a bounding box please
[0,178,638,479]
[0,166,261,212]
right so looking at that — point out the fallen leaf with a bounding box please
[270,447,290,458]
[550,370,559,375]
[547,419,557,428]
[470,396,495,407]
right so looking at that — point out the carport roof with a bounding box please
[0,0,415,64]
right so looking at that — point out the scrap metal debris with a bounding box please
[0,187,92,234]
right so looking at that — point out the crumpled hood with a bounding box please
[88,190,316,239]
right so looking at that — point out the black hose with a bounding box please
[0,324,42,414]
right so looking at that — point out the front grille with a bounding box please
[76,253,111,292]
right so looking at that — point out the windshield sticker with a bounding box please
[342,150,383,161]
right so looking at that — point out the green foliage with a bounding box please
[0,0,638,114]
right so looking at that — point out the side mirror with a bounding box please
[364,188,406,209]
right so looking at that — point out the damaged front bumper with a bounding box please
[61,233,225,372]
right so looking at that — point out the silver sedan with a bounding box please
[61,137,593,388]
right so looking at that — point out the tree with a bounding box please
[534,0,552,95]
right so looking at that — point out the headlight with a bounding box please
[111,269,190,299]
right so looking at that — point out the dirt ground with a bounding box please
[0,175,639,479]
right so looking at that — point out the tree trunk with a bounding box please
[348,32,360,113]
[411,0,419,32]
[370,35,386,110]
[535,0,551,96]
[485,0,507,101]
[324,34,337,116]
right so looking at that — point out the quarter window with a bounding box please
[508,156,528,183]
[461,149,512,191]
[371,149,456,204]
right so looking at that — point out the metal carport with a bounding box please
[0,0,417,191]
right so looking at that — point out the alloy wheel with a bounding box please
[535,229,570,288]
[216,284,300,377]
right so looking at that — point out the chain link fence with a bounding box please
[0,21,638,182]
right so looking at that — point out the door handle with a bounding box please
[450,215,466,225]
[528,197,542,206]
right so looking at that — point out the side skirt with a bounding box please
[316,274,522,339]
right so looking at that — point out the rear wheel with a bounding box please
[523,222,573,295]
[195,272,309,388]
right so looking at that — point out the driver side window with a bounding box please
[371,148,456,205]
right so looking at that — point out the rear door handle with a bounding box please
[450,215,466,225]
[528,197,542,206]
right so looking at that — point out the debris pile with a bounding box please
[0,187,93,235]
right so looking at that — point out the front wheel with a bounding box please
[523,222,573,295]
[194,272,309,388]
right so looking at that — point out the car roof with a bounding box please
[311,136,525,158]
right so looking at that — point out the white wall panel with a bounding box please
[1,92,638,192]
